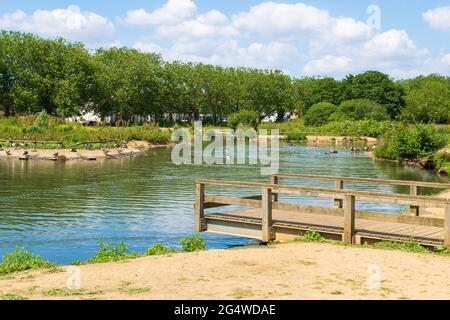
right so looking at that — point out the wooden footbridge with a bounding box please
[194,174,450,248]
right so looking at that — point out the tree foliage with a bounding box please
[304,102,336,126]
[0,32,448,125]
[400,74,450,124]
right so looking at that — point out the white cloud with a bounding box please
[441,54,450,66]
[154,10,238,41]
[122,0,197,26]
[423,6,450,31]
[0,5,115,46]
[232,2,330,37]
[134,42,164,54]
[329,17,372,43]
[302,30,429,78]
[360,29,428,59]
[303,55,353,76]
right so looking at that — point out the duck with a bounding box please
[5,149,12,156]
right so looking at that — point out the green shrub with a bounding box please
[333,99,390,121]
[374,124,447,160]
[303,102,336,126]
[86,238,140,264]
[295,230,325,242]
[179,234,207,252]
[145,243,177,256]
[228,110,258,129]
[33,110,50,128]
[0,246,55,275]
[285,129,307,141]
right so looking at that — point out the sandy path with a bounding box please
[1,242,449,300]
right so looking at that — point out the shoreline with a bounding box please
[1,241,449,300]
[0,140,171,162]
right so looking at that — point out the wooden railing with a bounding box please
[271,173,450,216]
[195,178,450,247]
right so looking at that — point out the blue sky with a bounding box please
[1,0,449,78]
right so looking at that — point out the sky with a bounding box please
[0,0,449,78]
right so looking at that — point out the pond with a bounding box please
[0,141,445,264]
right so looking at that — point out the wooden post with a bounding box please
[334,180,344,208]
[270,175,278,202]
[194,183,205,232]
[410,184,419,216]
[444,203,450,248]
[262,188,274,242]
[343,194,355,244]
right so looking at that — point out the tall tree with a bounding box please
[342,71,405,119]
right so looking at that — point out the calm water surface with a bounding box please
[0,142,446,264]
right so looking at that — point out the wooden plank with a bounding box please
[272,173,450,189]
[445,204,450,248]
[334,180,344,209]
[343,195,355,244]
[204,195,261,208]
[194,183,205,232]
[410,185,420,216]
[270,176,278,202]
[262,188,274,242]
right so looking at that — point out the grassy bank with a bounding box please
[0,114,171,149]
[260,119,450,172]
[259,119,396,140]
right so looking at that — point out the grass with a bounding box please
[229,288,254,299]
[145,243,177,256]
[43,288,103,297]
[0,246,56,275]
[330,290,343,295]
[294,230,326,242]
[291,229,450,256]
[1,294,28,300]
[85,238,140,264]
[0,115,171,149]
[179,234,207,252]
[72,235,207,266]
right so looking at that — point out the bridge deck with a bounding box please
[206,208,444,245]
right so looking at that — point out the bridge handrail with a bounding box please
[194,179,450,247]
[271,173,450,189]
[195,179,449,208]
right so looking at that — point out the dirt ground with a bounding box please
[1,242,449,300]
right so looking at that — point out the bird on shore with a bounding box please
[53,152,59,157]
[22,151,29,156]
[5,149,11,156]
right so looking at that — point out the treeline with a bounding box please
[1,31,449,125]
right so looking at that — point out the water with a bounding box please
[0,142,446,264]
